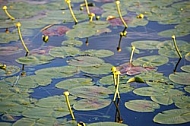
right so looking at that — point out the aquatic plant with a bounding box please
[65,0,78,24]
[113,70,121,101]
[137,13,144,19]
[64,91,75,120]
[129,45,135,64]
[16,22,29,54]
[2,6,15,20]
[111,66,117,86]
[172,35,182,58]
[115,1,128,28]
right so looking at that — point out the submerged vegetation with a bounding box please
[0,0,190,126]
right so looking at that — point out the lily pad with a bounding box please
[69,86,113,99]
[80,63,113,75]
[125,100,160,112]
[173,95,190,109]
[88,122,128,126]
[131,40,160,50]
[157,40,190,58]
[81,49,114,58]
[55,78,94,90]
[133,55,169,67]
[0,46,22,55]
[67,56,104,67]
[13,118,36,126]
[49,46,80,58]
[42,25,70,36]
[0,32,19,44]
[73,98,111,111]
[16,55,54,65]
[184,86,190,93]
[35,66,78,79]
[181,65,190,73]
[62,39,83,47]
[185,52,190,61]
[0,65,20,77]
[153,109,190,124]
[116,63,155,75]
[169,72,190,85]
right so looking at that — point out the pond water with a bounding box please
[0,0,190,126]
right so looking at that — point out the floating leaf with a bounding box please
[169,72,190,85]
[55,78,94,90]
[133,55,169,67]
[125,100,160,112]
[173,95,190,109]
[73,98,111,111]
[181,65,190,73]
[42,25,70,36]
[13,118,36,126]
[30,46,54,55]
[1,114,16,121]
[0,46,22,56]
[35,66,78,79]
[185,52,190,61]
[88,122,128,126]
[158,28,189,37]
[153,109,190,124]
[69,86,113,99]
[67,56,104,67]
[184,86,190,93]
[49,46,80,58]
[131,40,160,50]
[0,32,19,44]
[62,39,83,47]
[16,55,54,65]
[81,49,114,58]
[80,63,113,75]
[127,77,145,83]
[116,63,155,75]
[157,40,190,58]
[0,65,20,77]
[98,75,114,85]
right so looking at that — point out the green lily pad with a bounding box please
[49,46,80,58]
[98,75,114,85]
[81,49,114,58]
[153,109,190,124]
[67,56,104,67]
[169,72,190,85]
[0,32,19,44]
[55,78,94,90]
[0,122,12,126]
[73,98,111,111]
[62,39,83,47]
[184,86,190,93]
[0,65,20,76]
[185,52,190,61]
[80,63,113,75]
[89,122,128,126]
[13,118,36,126]
[69,86,113,99]
[133,55,169,67]
[173,95,190,109]
[157,40,190,58]
[181,65,190,73]
[16,55,54,65]
[131,40,160,50]
[66,21,109,39]
[125,100,160,112]
[158,28,190,37]
[35,66,78,79]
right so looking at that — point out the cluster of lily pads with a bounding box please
[0,0,190,126]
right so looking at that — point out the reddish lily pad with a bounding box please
[108,17,132,27]
[0,46,22,56]
[30,46,54,55]
[42,25,70,36]
[73,98,111,111]
[116,63,155,75]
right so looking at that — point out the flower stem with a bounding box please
[84,0,90,14]
[172,35,182,58]
[16,22,29,53]
[113,71,120,101]
[64,91,75,120]
[2,6,15,20]
[65,0,78,24]
[129,45,135,64]
[115,1,128,28]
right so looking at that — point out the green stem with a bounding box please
[3,6,15,20]
[115,1,128,28]
[84,0,90,14]
[172,35,182,58]
[17,25,29,53]
[129,46,135,64]
[66,1,78,24]
[64,92,75,120]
